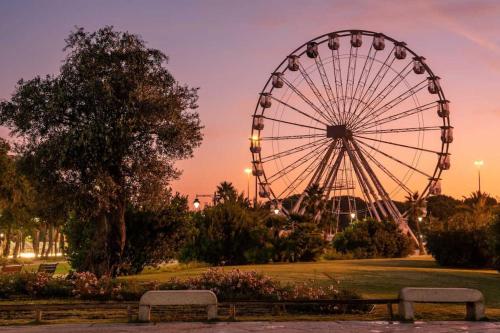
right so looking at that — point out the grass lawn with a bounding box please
[17,256,500,321]
[122,255,500,320]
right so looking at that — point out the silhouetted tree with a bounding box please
[0,27,203,275]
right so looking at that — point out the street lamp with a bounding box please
[193,198,200,210]
[244,167,252,202]
[474,160,484,193]
[418,216,423,223]
[350,212,356,222]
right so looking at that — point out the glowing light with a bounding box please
[193,198,200,209]
[418,216,423,222]
[274,208,280,215]
[244,167,252,175]
[251,134,259,142]
[474,160,484,167]
[350,213,356,219]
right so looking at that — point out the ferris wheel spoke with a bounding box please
[314,53,342,122]
[354,79,428,130]
[348,47,396,124]
[356,126,442,135]
[353,134,441,154]
[350,62,413,127]
[349,45,376,116]
[291,141,339,212]
[355,139,433,178]
[356,142,413,195]
[260,133,326,141]
[269,95,329,126]
[261,115,326,131]
[343,45,359,123]
[277,143,333,199]
[267,141,331,183]
[331,48,344,124]
[297,61,337,123]
[281,76,334,124]
[261,137,329,163]
[358,101,437,131]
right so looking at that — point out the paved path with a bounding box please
[1,321,500,333]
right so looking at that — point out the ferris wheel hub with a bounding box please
[327,124,352,139]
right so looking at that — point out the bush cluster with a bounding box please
[425,214,500,269]
[0,268,366,313]
[333,219,414,259]
[181,204,328,265]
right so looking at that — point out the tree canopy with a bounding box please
[0,26,203,275]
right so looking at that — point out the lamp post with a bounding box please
[244,167,252,203]
[350,212,356,223]
[193,193,219,210]
[474,160,484,193]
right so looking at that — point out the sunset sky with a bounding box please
[1,0,499,205]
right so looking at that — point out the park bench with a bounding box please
[138,290,218,322]
[0,264,22,274]
[37,263,58,276]
[398,287,486,321]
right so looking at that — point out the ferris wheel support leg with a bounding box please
[343,139,381,221]
[313,147,346,221]
[349,141,420,247]
[291,142,337,214]
[350,139,400,221]
[346,139,389,219]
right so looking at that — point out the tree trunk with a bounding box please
[40,224,47,259]
[3,226,11,258]
[59,233,65,256]
[32,229,40,258]
[45,225,54,258]
[107,199,126,276]
[12,231,21,259]
[21,233,26,252]
[53,229,59,256]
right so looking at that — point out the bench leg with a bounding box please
[398,301,414,321]
[138,305,151,322]
[466,301,485,321]
[207,304,218,320]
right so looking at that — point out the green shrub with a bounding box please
[121,194,193,275]
[426,227,493,267]
[492,217,500,272]
[160,268,281,301]
[66,194,194,276]
[181,202,270,265]
[38,278,73,298]
[333,219,414,259]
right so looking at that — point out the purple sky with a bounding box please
[1,0,500,204]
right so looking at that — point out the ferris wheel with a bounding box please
[250,30,452,242]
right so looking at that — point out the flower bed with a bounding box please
[0,268,367,313]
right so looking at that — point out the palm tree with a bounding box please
[215,181,238,203]
[405,191,426,254]
[455,191,495,228]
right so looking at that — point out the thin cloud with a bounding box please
[424,0,500,55]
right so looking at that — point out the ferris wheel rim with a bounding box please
[250,29,451,212]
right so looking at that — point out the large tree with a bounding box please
[0,27,203,275]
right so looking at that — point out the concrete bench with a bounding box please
[398,287,485,321]
[138,290,218,322]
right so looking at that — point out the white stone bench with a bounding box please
[138,290,218,322]
[398,287,485,321]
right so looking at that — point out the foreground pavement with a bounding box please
[1,321,500,333]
